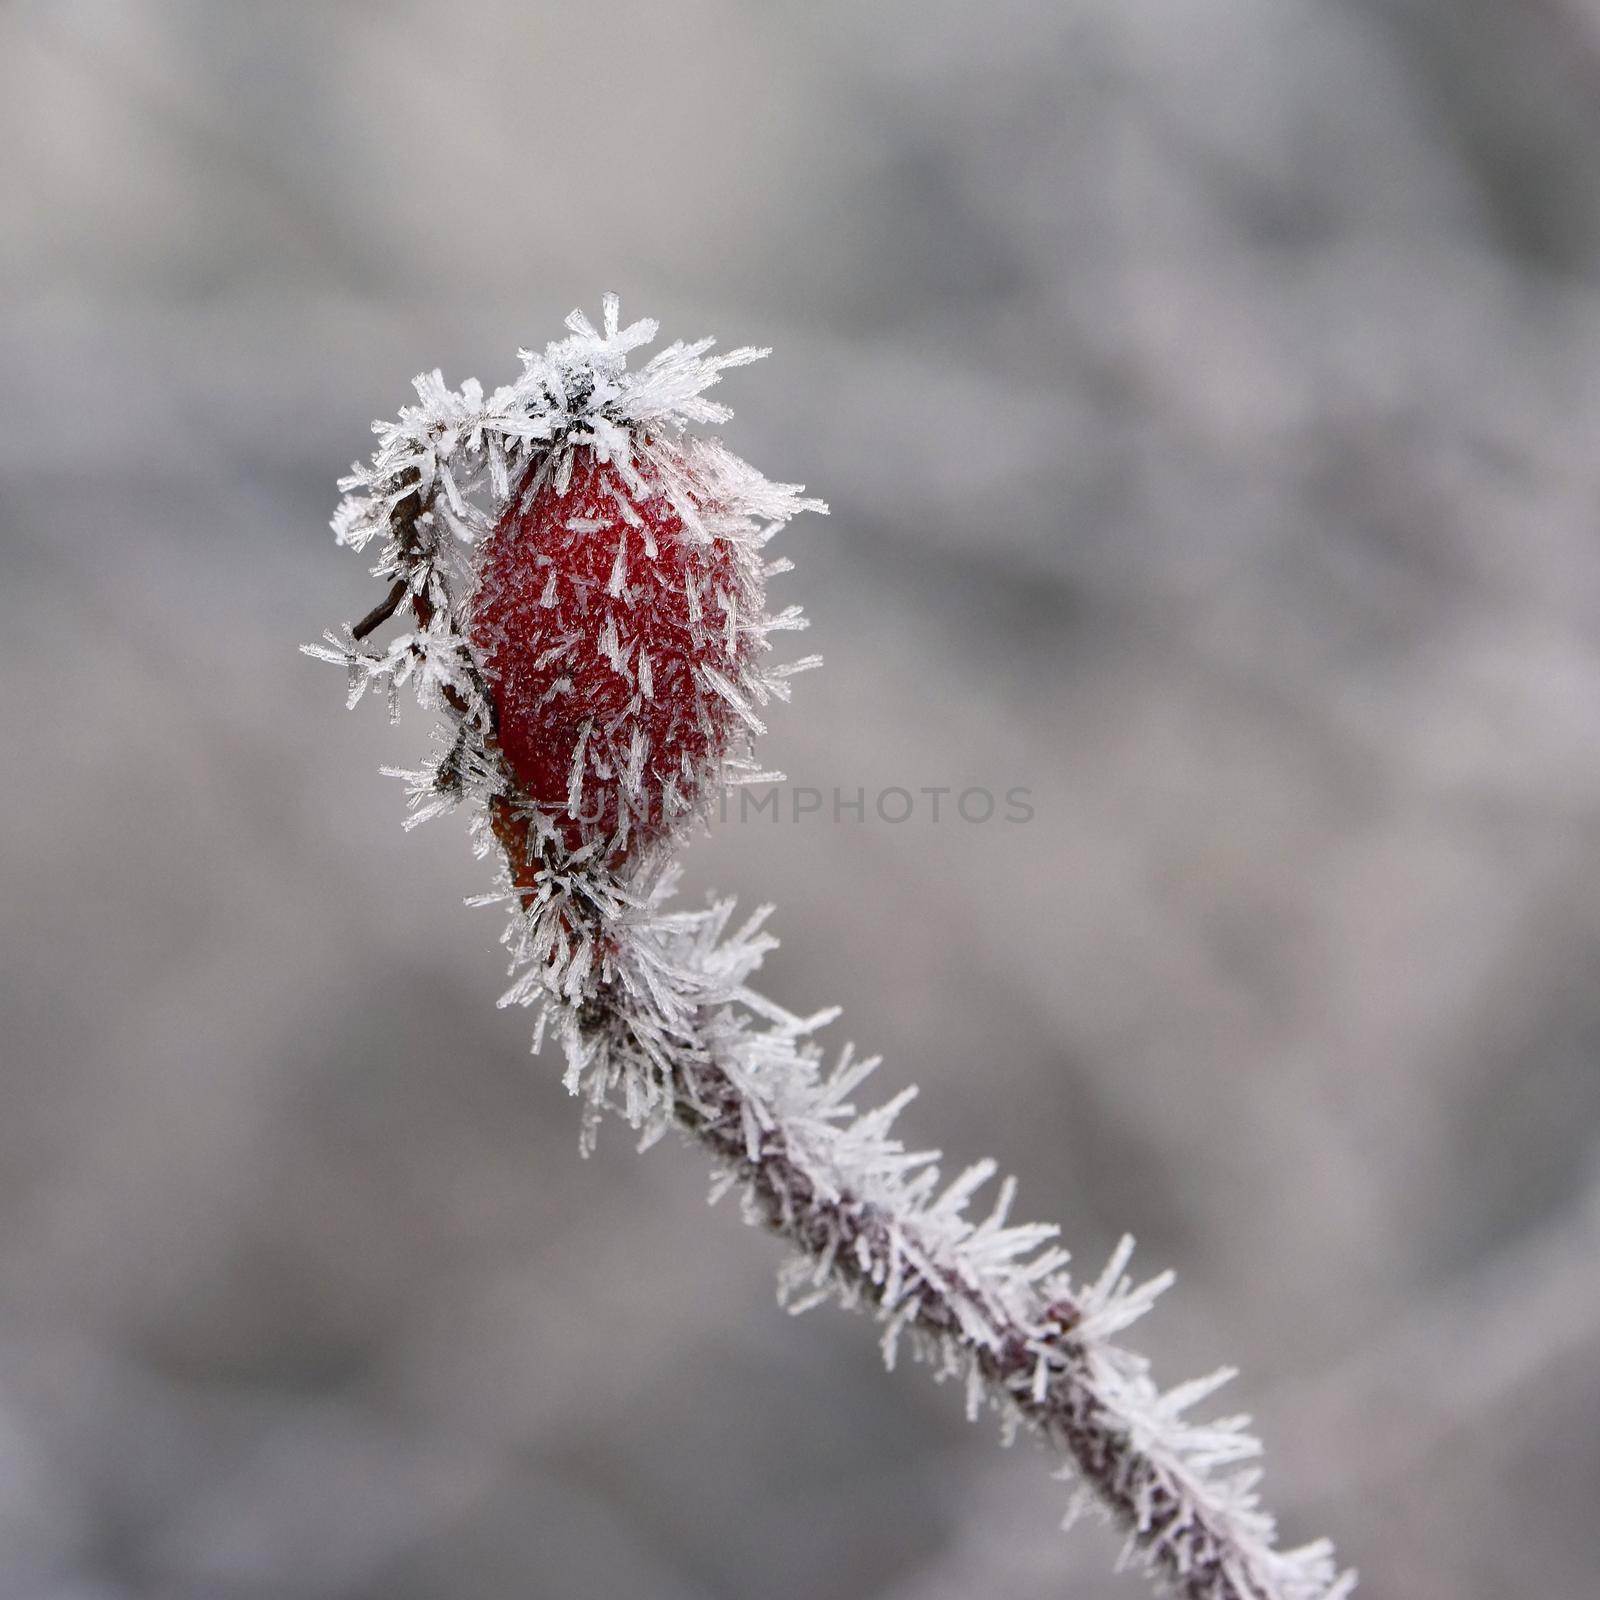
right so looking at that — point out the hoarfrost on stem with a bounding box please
[306,299,1354,1600]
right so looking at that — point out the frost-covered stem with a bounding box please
[558,926,1351,1600]
[670,1052,1216,1589]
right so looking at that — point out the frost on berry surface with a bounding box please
[472,444,764,867]
[307,300,1353,1600]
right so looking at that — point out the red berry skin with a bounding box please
[470,447,756,876]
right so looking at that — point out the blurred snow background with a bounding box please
[3,1,1600,1596]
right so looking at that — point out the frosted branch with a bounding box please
[307,302,1354,1600]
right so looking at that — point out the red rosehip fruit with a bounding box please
[470,446,757,879]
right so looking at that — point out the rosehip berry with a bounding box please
[470,446,757,877]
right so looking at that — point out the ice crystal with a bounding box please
[307,300,1353,1600]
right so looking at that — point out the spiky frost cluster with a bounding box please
[308,301,1353,1600]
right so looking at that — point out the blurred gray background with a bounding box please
[3,2,1600,1596]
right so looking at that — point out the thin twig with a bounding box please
[350,578,408,641]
